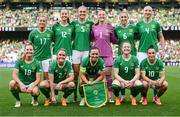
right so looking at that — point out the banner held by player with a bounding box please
[83,82,107,108]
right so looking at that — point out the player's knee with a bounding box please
[134,80,143,87]
[162,81,168,88]
[9,80,16,89]
[39,80,49,88]
[142,80,148,88]
[32,87,39,95]
[112,79,121,87]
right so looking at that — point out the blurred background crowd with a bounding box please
[0,7,179,27]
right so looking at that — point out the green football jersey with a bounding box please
[52,23,74,56]
[113,55,139,80]
[28,29,54,61]
[114,24,137,56]
[15,59,41,85]
[140,58,165,80]
[49,60,73,84]
[136,19,162,52]
[80,57,105,78]
[71,20,94,51]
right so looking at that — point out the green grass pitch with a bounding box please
[0,67,180,116]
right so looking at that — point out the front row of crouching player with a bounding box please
[9,42,168,107]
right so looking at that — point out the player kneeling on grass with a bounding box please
[9,43,41,107]
[39,49,75,106]
[79,47,105,106]
[140,45,168,105]
[112,42,143,106]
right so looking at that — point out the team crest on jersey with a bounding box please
[131,63,134,67]
[32,65,36,71]
[47,34,50,37]
[129,29,133,33]
[151,25,156,29]
[64,68,68,72]
[155,66,159,70]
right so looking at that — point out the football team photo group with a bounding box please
[0,0,180,116]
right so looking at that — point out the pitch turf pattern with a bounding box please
[0,67,180,116]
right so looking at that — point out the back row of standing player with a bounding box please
[27,5,165,104]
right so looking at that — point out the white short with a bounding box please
[40,59,51,72]
[72,50,89,64]
[25,82,34,88]
[52,55,72,62]
[137,52,147,64]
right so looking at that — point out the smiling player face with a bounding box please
[90,49,99,63]
[122,42,131,55]
[98,10,106,23]
[60,10,69,22]
[57,50,66,64]
[78,6,87,20]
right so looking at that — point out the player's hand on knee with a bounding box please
[27,86,33,93]
[19,84,26,92]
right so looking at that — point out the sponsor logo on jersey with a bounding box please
[118,30,121,34]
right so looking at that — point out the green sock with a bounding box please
[31,94,39,100]
[131,85,143,97]
[111,84,121,97]
[74,77,78,98]
[10,89,20,101]
[121,88,125,96]
[39,86,50,98]
[63,87,75,99]
[131,88,139,97]
[153,89,158,97]
[79,86,84,98]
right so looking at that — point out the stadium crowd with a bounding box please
[0,7,180,27]
[0,40,179,63]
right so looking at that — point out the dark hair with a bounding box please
[121,41,131,48]
[89,47,99,53]
[57,48,67,56]
[147,45,156,52]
